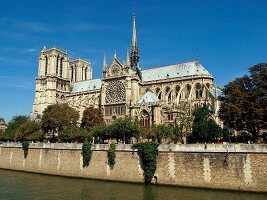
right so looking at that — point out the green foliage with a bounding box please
[132,142,159,184]
[154,124,173,143]
[82,141,92,167]
[22,141,29,159]
[81,107,104,132]
[91,123,111,143]
[110,117,140,144]
[16,120,44,141]
[219,63,267,141]
[41,103,79,138]
[107,143,116,169]
[191,106,222,143]
[1,115,28,141]
[58,125,91,142]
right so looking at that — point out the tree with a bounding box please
[91,123,111,143]
[15,120,44,141]
[0,115,28,141]
[172,102,194,144]
[219,63,267,141]
[81,107,103,132]
[191,106,222,143]
[154,124,173,143]
[110,117,140,144]
[41,103,79,138]
[58,125,90,142]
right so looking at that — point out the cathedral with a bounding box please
[30,12,220,127]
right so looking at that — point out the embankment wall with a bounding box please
[0,143,266,192]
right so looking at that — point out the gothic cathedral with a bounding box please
[31,12,220,127]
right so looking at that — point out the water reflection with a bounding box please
[0,169,265,200]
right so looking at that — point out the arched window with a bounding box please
[206,83,210,98]
[85,67,87,80]
[140,110,150,128]
[45,56,48,76]
[60,58,63,78]
[195,83,202,99]
[175,85,180,97]
[71,66,74,82]
[82,67,84,80]
[165,86,170,95]
[185,84,191,98]
[56,56,59,76]
[74,65,77,82]
[168,91,172,103]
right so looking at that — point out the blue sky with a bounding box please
[0,0,267,122]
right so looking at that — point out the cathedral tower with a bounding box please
[31,47,70,119]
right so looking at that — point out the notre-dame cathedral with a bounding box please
[30,12,220,127]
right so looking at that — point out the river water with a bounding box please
[0,169,265,200]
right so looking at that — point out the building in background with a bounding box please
[30,12,221,127]
[0,118,7,132]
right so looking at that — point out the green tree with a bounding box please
[91,123,111,143]
[81,107,103,132]
[41,103,79,139]
[58,125,91,142]
[1,115,28,141]
[191,106,222,143]
[110,117,140,144]
[219,63,267,141]
[154,124,173,143]
[16,120,44,141]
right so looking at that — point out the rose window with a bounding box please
[105,80,126,103]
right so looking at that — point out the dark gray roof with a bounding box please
[141,61,212,82]
[70,78,101,94]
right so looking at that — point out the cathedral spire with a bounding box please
[132,11,138,49]
[130,9,140,73]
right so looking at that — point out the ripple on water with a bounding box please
[0,169,266,200]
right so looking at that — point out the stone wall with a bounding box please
[0,143,266,192]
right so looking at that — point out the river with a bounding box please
[0,169,265,200]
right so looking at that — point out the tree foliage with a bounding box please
[58,125,91,142]
[219,63,267,140]
[16,120,44,141]
[110,117,140,144]
[81,107,103,132]
[0,115,28,141]
[41,103,79,136]
[191,106,222,143]
[154,124,173,143]
[91,123,111,143]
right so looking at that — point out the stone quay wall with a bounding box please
[0,142,266,192]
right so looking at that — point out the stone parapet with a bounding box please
[0,142,266,153]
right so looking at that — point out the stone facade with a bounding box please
[30,13,221,126]
[0,143,266,192]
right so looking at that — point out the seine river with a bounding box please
[0,169,266,200]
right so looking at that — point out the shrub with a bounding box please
[108,143,116,169]
[82,141,92,167]
[22,141,29,159]
[132,141,159,184]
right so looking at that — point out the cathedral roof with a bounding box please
[137,90,159,104]
[70,78,101,94]
[141,61,212,82]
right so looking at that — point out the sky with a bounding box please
[0,0,267,122]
